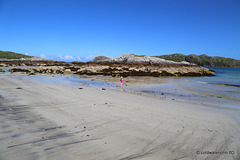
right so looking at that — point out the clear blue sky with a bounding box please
[0,0,240,61]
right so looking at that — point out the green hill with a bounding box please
[155,53,240,67]
[0,50,33,59]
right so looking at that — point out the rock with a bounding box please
[73,55,215,77]
[87,54,195,65]
[3,54,216,77]
[37,66,44,72]
[52,66,58,74]
[64,69,72,74]
[0,63,7,67]
[28,72,36,76]
[102,88,106,90]
[71,61,85,66]
[36,66,65,74]
[10,68,29,73]
[65,66,81,71]
[27,67,35,73]
[89,56,111,62]
[75,64,215,77]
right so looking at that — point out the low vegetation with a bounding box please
[155,53,240,67]
[130,54,146,57]
[0,50,33,59]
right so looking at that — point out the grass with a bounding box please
[155,53,186,62]
[130,54,146,57]
[0,50,33,59]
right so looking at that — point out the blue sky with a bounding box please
[0,0,239,61]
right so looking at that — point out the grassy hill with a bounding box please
[0,50,33,59]
[155,53,240,67]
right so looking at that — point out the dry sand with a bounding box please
[0,75,240,160]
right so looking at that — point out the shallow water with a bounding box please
[71,67,240,109]
[1,66,239,110]
[132,77,240,109]
[125,67,240,109]
[193,67,240,86]
[32,73,240,110]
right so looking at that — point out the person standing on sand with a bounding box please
[120,76,124,92]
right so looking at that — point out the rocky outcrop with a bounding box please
[10,68,32,73]
[74,55,215,77]
[10,66,66,74]
[9,64,85,74]
[75,64,215,77]
[36,66,65,74]
[88,54,193,65]
[7,55,215,77]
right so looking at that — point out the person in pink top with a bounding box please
[120,76,124,92]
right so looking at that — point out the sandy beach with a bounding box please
[0,75,240,160]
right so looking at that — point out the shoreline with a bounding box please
[0,74,240,159]
[1,72,240,109]
[26,73,240,109]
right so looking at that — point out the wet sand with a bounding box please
[73,74,167,87]
[0,75,240,160]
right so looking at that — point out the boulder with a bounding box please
[64,69,72,74]
[37,66,44,72]
[0,63,7,67]
[10,68,30,73]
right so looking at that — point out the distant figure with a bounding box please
[120,76,124,92]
